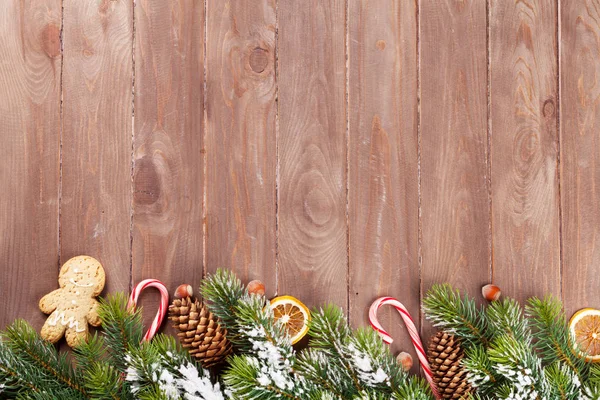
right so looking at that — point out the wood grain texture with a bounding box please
[348,0,419,365]
[61,0,132,294]
[561,0,600,316]
[133,0,204,316]
[490,0,560,303]
[278,0,347,306]
[0,1,61,329]
[6,0,600,340]
[205,0,277,291]
[420,0,490,315]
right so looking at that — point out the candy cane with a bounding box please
[369,297,440,398]
[128,279,169,342]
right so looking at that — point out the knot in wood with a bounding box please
[41,24,61,59]
[134,156,161,205]
[542,99,555,117]
[249,48,269,73]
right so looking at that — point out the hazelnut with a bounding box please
[174,284,193,299]
[247,280,266,296]
[482,284,501,302]
[396,352,413,371]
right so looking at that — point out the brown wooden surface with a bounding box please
[61,0,133,295]
[348,0,419,368]
[419,0,490,339]
[2,0,600,353]
[205,0,277,293]
[133,0,204,324]
[490,0,560,303]
[277,0,348,307]
[561,0,600,317]
[0,0,61,331]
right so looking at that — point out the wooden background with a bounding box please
[1,0,599,368]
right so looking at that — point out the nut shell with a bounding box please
[247,280,266,296]
[482,284,501,302]
[396,351,413,371]
[174,284,193,299]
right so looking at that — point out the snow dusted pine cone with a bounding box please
[427,331,473,399]
[168,296,233,368]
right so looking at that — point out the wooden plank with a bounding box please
[489,1,560,303]
[278,1,347,307]
[348,0,419,365]
[205,0,276,292]
[133,0,204,316]
[61,0,132,294]
[561,0,600,316]
[0,1,61,329]
[420,0,489,325]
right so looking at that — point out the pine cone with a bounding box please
[168,296,233,368]
[427,331,472,399]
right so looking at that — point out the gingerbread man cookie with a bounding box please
[39,256,105,347]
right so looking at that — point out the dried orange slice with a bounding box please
[269,295,310,344]
[569,308,600,362]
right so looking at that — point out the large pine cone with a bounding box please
[168,296,233,368]
[427,331,472,399]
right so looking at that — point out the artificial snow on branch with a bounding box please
[3,269,600,399]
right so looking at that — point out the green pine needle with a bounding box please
[526,296,588,380]
[4,320,87,398]
[461,344,500,392]
[73,333,105,374]
[0,337,44,396]
[544,362,583,400]
[82,362,124,399]
[422,284,489,347]
[393,377,432,400]
[96,292,143,373]
[200,268,248,333]
[223,355,302,400]
[485,298,529,341]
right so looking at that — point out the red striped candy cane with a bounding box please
[369,297,440,398]
[128,279,169,342]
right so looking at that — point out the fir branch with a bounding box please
[544,362,583,400]
[422,284,489,347]
[124,334,224,400]
[304,306,429,398]
[224,355,303,400]
[97,293,143,373]
[526,296,588,380]
[590,364,600,387]
[350,328,405,391]
[73,333,105,374]
[83,362,127,400]
[135,386,170,400]
[4,320,87,398]
[231,294,286,351]
[485,298,529,341]
[227,296,299,396]
[16,387,85,400]
[0,339,43,396]
[200,269,248,334]
[308,305,362,394]
[392,377,433,400]
[295,349,346,397]
[586,365,600,399]
[308,304,352,350]
[461,344,500,392]
[488,334,548,399]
